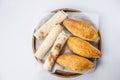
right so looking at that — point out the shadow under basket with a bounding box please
[32,8,102,78]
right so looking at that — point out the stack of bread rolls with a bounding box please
[33,10,101,72]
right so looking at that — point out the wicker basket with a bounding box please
[32,8,102,78]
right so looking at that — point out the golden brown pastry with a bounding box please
[67,37,101,58]
[56,54,94,72]
[63,18,99,41]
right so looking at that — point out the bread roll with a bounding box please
[56,54,94,72]
[34,10,67,40]
[67,36,101,58]
[35,24,62,60]
[63,18,99,41]
[43,31,69,71]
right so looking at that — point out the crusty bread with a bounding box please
[63,18,99,41]
[56,54,94,72]
[67,36,101,58]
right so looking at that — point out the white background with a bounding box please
[0,0,120,80]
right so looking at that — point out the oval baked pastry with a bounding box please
[63,18,99,41]
[56,54,94,72]
[67,37,101,58]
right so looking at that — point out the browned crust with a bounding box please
[54,43,62,51]
[63,18,100,41]
[32,8,102,78]
[48,52,55,64]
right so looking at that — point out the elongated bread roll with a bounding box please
[56,54,94,72]
[67,37,101,58]
[63,18,99,41]
[34,10,67,40]
[35,24,62,60]
[43,31,69,71]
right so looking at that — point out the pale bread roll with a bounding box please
[43,31,69,71]
[35,24,62,60]
[34,10,67,40]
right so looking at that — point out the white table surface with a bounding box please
[0,0,120,80]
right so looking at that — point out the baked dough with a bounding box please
[34,10,67,40]
[56,54,94,72]
[35,24,62,60]
[67,36,101,58]
[43,31,69,71]
[63,18,99,41]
